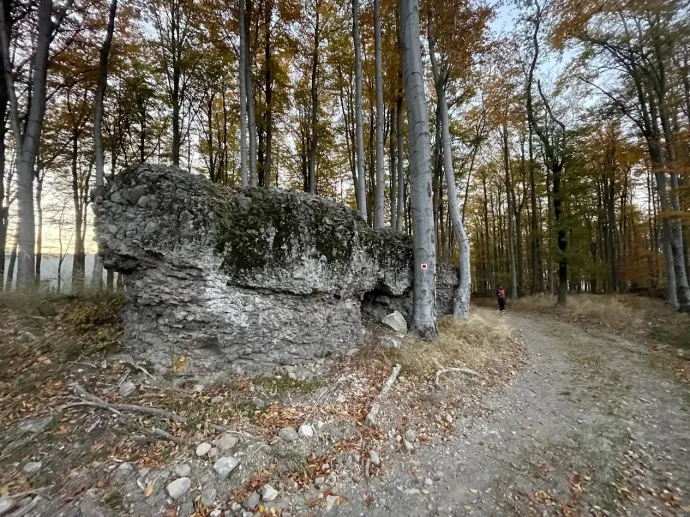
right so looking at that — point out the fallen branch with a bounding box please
[71,384,183,444]
[435,367,480,387]
[72,384,234,435]
[365,364,401,427]
[120,360,157,380]
[11,496,42,517]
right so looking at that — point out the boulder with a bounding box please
[93,164,458,373]
[166,477,191,500]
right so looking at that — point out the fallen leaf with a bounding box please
[145,480,156,497]
[470,488,479,494]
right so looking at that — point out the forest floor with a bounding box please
[1,293,690,516]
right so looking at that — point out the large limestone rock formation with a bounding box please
[93,164,457,373]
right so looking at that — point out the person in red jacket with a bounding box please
[496,286,507,313]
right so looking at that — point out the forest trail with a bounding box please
[334,312,690,516]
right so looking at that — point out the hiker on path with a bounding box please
[496,286,507,313]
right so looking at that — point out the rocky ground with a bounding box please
[1,294,689,516]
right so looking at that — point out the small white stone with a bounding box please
[382,311,407,333]
[22,462,42,474]
[174,464,191,477]
[336,394,346,404]
[196,442,212,457]
[118,462,133,471]
[326,495,339,512]
[0,497,17,517]
[369,450,381,466]
[213,456,240,480]
[262,484,278,501]
[298,423,314,439]
[210,510,222,517]
[403,439,414,452]
[424,478,433,487]
[118,382,136,397]
[210,395,224,404]
[216,433,238,451]
[278,427,299,442]
[166,477,191,500]
[193,384,204,393]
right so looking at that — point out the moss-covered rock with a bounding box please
[93,164,456,374]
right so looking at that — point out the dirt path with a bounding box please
[333,313,690,516]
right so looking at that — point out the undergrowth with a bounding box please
[385,311,521,380]
[511,293,690,350]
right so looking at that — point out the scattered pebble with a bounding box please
[22,462,42,474]
[278,427,299,442]
[404,440,415,452]
[118,462,133,472]
[213,456,240,480]
[0,498,17,517]
[166,477,191,500]
[298,423,314,439]
[369,450,381,466]
[243,491,260,510]
[174,464,191,477]
[118,382,136,397]
[262,484,278,501]
[326,494,340,511]
[210,395,224,404]
[196,442,212,457]
[405,429,417,443]
[201,487,217,505]
[216,433,239,451]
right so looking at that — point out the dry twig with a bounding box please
[365,364,401,427]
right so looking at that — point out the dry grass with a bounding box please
[386,310,522,380]
[511,293,690,349]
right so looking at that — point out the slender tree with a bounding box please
[401,0,437,337]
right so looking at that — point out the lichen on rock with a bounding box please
[93,164,457,373]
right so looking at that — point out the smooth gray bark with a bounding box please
[400,0,437,338]
[352,0,367,220]
[92,0,118,290]
[373,0,384,228]
[0,0,60,286]
[429,39,470,319]
[239,0,248,187]
[396,97,404,231]
[245,0,258,186]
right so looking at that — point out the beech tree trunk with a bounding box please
[434,78,470,318]
[396,96,404,231]
[245,0,258,187]
[308,5,319,195]
[0,0,57,287]
[373,0,384,228]
[91,0,117,290]
[239,0,248,187]
[353,0,367,220]
[390,106,397,227]
[400,0,437,337]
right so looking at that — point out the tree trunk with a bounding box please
[373,0,385,228]
[396,96,405,231]
[262,0,273,187]
[5,231,17,291]
[245,0,258,186]
[501,123,517,298]
[353,0,367,221]
[400,0,437,338]
[308,4,319,195]
[390,106,397,227]
[71,131,85,293]
[553,164,567,306]
[239,0,248,187]
[91,0,117,290]
[434,80,470,318]
[35,175,43,284]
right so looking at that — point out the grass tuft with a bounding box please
[386,310,520,380]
